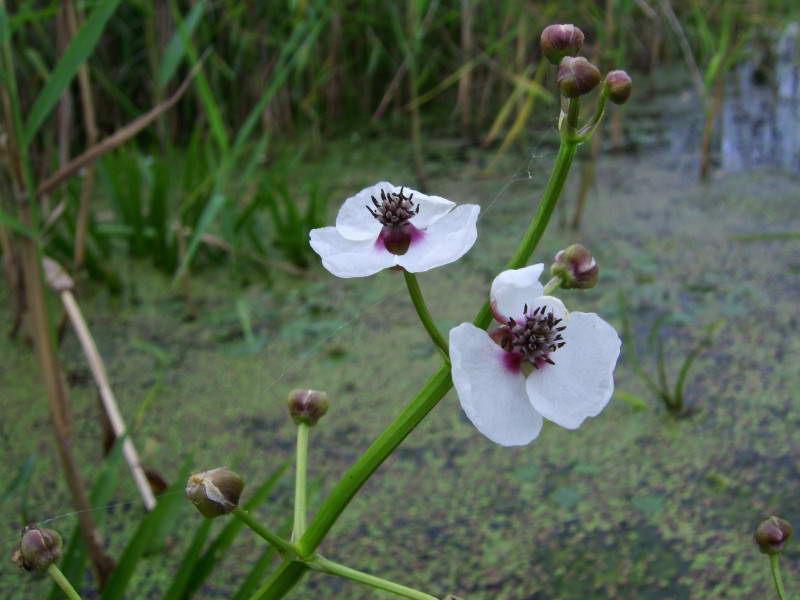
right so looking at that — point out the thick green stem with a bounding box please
[292,424,309,543]
[403,270,449,357]
[233,507,298,558]
[249,560,309,600]
[312,555,438,600]
[258,97,584,598]
[770,554,788,600]
[48,564,83,600]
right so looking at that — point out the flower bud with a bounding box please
[11,526,63,573]
[551,244,599,289]
[540,24,584,65]
[288,389,330,426]
[604,70,632,105]
[557,56,601,98]
[186,467,244,518]
[754,516,793,555]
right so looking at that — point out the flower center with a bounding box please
[503,305,566,368]
[366,187,419,226]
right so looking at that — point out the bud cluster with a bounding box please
[540,23,631,103]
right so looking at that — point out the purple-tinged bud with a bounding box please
[186,467,244,518]
[288,389,330,426]
[754,516,793,555]
[557,57,601,98]
[605,70,632,105]
[551,244,599,289]
[11,526,63,574]
[540,24,585,65]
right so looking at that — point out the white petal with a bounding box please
[408,191,456,229]
[490,265,546,322]
[309,226,396,278]
[525,312,621,429]
[335,181,395,241]
[449,323,544,446]
[396,204,479,272]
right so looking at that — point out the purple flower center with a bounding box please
[493,305,566,369]
[368,188,423,255]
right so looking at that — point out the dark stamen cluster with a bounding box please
[508,305,566,367]
[367,188,420,226]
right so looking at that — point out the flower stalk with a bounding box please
[292,423,310,543]
[770,555,788,600]
[48,564,84,600]
[232,507,299,558]
[403,269,449,358]
[257,93,589,597]
[311,555,438,600]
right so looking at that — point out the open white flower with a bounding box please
[449,264,621,446]
[309,182,480,278]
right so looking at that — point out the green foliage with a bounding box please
[22,0,122,146]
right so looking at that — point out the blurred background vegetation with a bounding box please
[3,0,797,289]
[3,1,800,599]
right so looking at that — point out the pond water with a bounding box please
[722,23,800,173]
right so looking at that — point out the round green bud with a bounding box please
[754,516,793,555]
[557,56,601,98]
[605,70,632,105]
[551,244,599,290]
[186,467,244,518]
[288,389,330,426]
[11,526,63,574]
[540,24,584,65]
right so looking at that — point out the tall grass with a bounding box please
[6,0,798,286]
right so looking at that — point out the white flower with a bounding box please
[449,264,621,446]
[309,182,480,278]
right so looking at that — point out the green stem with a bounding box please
[403,270,449,357]
[47,564,83,600]
[258,97,585,598]
[249,560,309,600]
[233,507,298,558]
[292,423,309,543]
[770,554,788,600]
[312,555,438,600]
[542,276,561,296]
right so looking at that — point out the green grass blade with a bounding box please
[162,518,213,600]
[231,13,327,157]
[169,0,229,152]
[157,0,207,90]
[101,461,192,600]
[173,191,226,282]
[673,321,723,409]
[0,205,36,237]
[182,462,289,599]
[22,0,122,146]
[1,454,36,505]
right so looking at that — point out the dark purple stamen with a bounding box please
[366,187,419,227]
[505,305,566,368]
